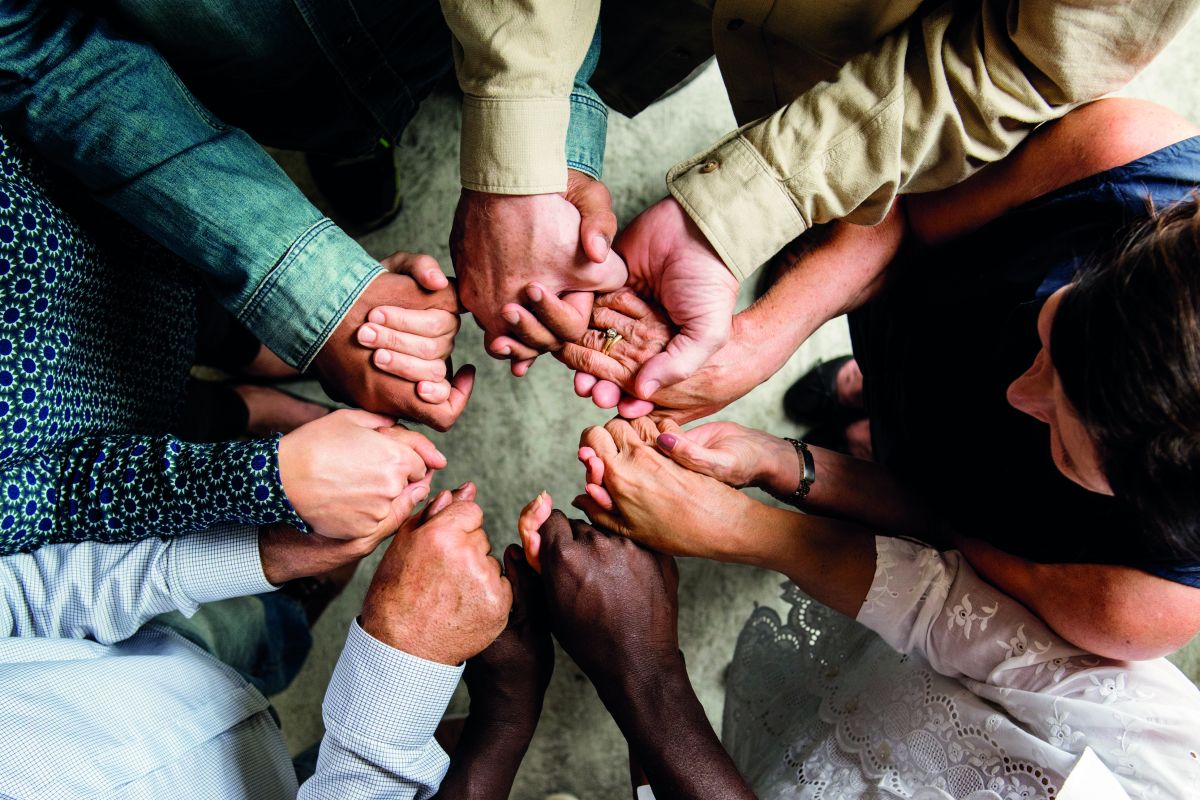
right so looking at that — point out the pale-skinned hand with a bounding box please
[450,170,627,376]
[653,419,797,491]
[278,409,444,540]
[597,196,737,399]
[571,418,760,562]
[311,251,474,432]
[360,483,512,665]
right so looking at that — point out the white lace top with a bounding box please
[722,536,1200,800]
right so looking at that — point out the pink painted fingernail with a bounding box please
[502,310,520,325]
[526,284,544,302]
[359,325,377,343]
[657,433,677,452]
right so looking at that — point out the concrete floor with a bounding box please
[270,16,1200,799]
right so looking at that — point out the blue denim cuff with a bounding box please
[567,89,608,180]
[238,220,383,370]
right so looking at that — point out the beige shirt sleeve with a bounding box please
[669,0,1199,281]
[439,0,600,194]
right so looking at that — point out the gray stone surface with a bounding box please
[270,15,1200,799]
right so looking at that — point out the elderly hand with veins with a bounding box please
[549,213,905,421]
[449,170,627,377]
[524,195,739,394]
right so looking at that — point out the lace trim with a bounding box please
[723,584,1064,800]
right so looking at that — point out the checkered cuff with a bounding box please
[324,619,463,749]
[170,524,275,609]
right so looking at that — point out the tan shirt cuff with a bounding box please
[667,133,808,282]
[460,95,570,194]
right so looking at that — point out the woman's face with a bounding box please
[1006,286,1113,495]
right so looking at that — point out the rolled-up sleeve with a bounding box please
[669,0,1199,281]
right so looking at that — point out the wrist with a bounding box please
[757,435,802,496]
[258,523,298,585]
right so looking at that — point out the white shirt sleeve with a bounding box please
[0,523,272,643]
[299,619,464,800]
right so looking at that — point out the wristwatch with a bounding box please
[781,437,815,505]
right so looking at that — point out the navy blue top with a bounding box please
[0,131,305,554]
[854,135,1200,587]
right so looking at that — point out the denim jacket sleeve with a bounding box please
[566,24,608,180]
[0,3,381,369]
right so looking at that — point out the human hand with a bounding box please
[553,288,767,422]
[605,196,738,399]
[533,509,681,685]
[278,409,443,540]
[359,483,511,665]
[654,419,798,492]
[572,418,764,562]
[450,170,627,376]
[310,252,474,431]
[461,543,554,736]
[353,252,462,405]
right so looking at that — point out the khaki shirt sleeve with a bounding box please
[440,0,600,194]
[669,0,1199,281]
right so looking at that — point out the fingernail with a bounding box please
[376,350,392,365]
[502,309,520,325]
[496,345,510,356]
[657,433,677,452]
[359,325,377,343]
[456,481,469,492]
[433,449,446,462]
[591,233,608,255]
[368,309,385,324]
[526,284,544,303]
[411,485,429,502]
[642,380,660,397]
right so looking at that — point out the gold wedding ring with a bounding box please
[601,327,623,356]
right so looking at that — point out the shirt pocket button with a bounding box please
[699,160,719,174]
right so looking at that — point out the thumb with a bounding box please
[633,323,727,399]
[518,491,552,573]
[390,475,434,530]
[567,171,618,264]
[655,429,724,480]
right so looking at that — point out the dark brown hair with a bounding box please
[1052,196,1200,560]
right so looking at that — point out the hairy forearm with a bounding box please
[599,662,755,800]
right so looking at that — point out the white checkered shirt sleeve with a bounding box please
[299,619,464,800]
[0,523,272,643]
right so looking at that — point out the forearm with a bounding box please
[300,620,462,800]
[0,525,271,642]
[4,435,304,554]
[0,4,380,367]
[757,441,939,542]
[738,213,903,381]
[598,661,754,800]
[441,0,600,193]
[432,717,532,800]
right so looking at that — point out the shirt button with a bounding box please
[727,18,745,31]
[699,160,719,174]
